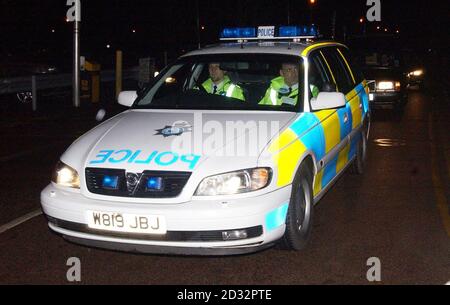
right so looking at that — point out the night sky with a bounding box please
[0,0,448,69]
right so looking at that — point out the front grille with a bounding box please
[47,217,263,242]
[86,168,191,198]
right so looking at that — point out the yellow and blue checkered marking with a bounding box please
[266,203,290,231]
[269,81,370,195]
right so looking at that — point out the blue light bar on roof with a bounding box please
[220,27,256,39]
[220,25,318,41]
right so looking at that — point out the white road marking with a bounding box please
[0,209,43,234]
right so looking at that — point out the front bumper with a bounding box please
[369,91,404,108]
[41,184,291,255]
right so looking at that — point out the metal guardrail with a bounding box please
[0,68,139,95]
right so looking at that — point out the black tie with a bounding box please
[213,85,218,94]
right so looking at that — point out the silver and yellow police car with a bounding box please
[41,25,371,255]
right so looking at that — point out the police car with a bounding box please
[41,25,370,255]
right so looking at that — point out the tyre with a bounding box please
[351,131,367,175]
[281,164,314,251]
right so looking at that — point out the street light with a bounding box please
[359,17,366,35]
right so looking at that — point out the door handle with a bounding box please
[344,113,349,123]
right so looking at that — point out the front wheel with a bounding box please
[281,165,314,251]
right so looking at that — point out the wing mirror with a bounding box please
[118,91,138,107]
[311,92,347,111]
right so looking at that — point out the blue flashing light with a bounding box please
[146,177,163,191]
[309,25,318,36]
[279,26,300,37]
[102,175,119,189]
[220,27,256,39]
[279,25,318,37]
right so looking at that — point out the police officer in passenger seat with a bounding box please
[260,63,319,106]
[201,63,245,101]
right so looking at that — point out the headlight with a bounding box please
[377,81,394,90]
[411,69,423,77]
[195,168,271,196]
[52,161,80,189]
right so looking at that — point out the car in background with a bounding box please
[0,49,68,104]
[402,49,426,88]
[362,53,408,111]
[406,67,425,88]
[347,35,408,112]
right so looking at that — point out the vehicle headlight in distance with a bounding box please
[411,69,424,77]
[52,161,80,189]
[377,81,394,90]
[47,66,57,73]
[195,168,272,196]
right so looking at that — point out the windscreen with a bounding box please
[134,54,304,112]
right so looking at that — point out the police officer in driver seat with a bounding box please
[259,63,320,106]
[260,63,299,106]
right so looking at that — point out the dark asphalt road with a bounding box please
[0,87,449,285]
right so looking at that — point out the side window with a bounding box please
[309,51,336,99]
[147,63,193,103]
[321,48,355,94]
[337,47,364,84]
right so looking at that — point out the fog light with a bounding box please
[222,230,248,241]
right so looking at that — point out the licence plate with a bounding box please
[369,93,374,101]
[87,211,167,235]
